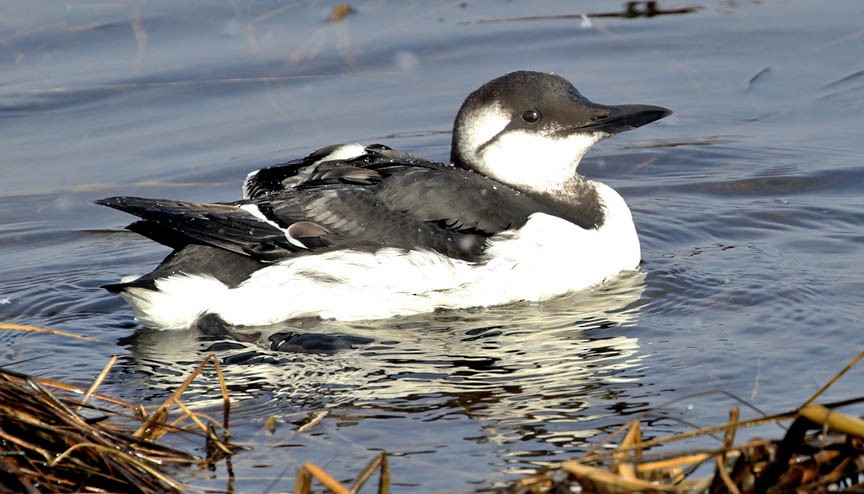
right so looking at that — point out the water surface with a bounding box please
[2,1,863,491]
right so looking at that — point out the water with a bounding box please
[2,1,863,491]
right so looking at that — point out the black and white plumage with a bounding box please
[97,71,671,330]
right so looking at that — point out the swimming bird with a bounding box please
[97,70,671,330]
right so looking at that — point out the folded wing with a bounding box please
[98,152,549,267]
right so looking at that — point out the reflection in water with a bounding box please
[122,271,646,453]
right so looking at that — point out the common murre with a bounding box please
[97,71,671,330]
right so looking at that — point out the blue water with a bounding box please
[2,1,863,491]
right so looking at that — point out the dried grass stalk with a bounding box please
[508,350,864,493]
[0,353,238,493]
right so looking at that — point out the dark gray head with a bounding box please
[450,71,671,194]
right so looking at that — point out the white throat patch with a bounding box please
[455,103,606,193]
[478,130,604,193]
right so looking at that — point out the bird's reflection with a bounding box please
[121,272,647,433]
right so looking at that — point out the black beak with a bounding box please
[578,103,672,135]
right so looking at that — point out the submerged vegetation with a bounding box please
[0,348,235,493]
[0,323,389,493]
[511,352,864,493]
[511,400,864,493]
[0,323,861,493]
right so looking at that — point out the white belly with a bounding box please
[122,204,640,329]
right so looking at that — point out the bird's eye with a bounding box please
[521,109,542,124]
